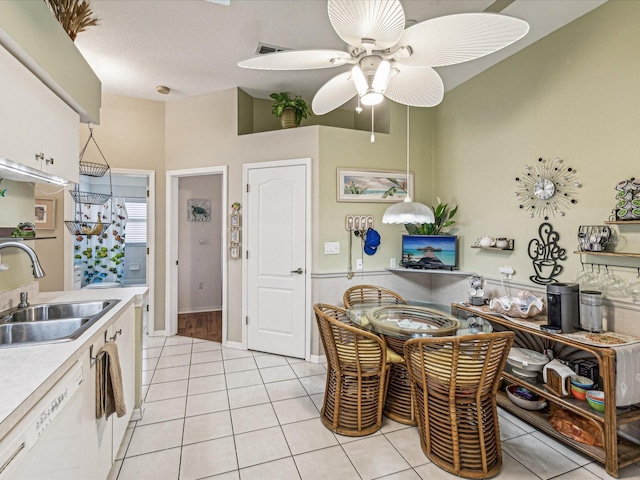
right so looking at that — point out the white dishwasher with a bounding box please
[0,362,85,479]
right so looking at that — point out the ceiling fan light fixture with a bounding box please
[361,91,384,106]
[351,65,368,95]
[372,60,391,91]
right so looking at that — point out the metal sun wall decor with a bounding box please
[528,222,567,285]
[515,157,582,220]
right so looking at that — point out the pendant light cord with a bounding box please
[370,106,375,143]
[406,106,411,200]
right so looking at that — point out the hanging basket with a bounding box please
[64,220,106,236]
[79,126,110,177]
[79,161,109,177]
[69,189,111,205]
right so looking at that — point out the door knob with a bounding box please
[290,268,303,274]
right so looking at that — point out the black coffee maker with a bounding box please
[546,283,580,333]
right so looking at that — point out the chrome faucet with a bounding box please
[0,242,46,278]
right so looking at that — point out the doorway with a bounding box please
[166,166,227,341]
[64,168,155,334]
[242,159,311,359]
[176,174,223,342]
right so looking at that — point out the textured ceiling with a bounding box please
[73,0,605,105]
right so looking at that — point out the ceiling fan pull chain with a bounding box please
[370,105,375,143]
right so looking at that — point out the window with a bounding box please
[124,200,147,244]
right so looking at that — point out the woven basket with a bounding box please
[280,108,297,129]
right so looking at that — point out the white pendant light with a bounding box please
[382,106,434,225]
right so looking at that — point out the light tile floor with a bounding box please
[109,335,640,480]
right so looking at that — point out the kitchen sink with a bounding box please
[0,301,115,323]
[0,299,120,347]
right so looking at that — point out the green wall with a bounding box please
[433,0,640,283]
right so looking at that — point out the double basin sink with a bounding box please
[0,299,120,347]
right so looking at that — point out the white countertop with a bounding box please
[0,287,148,440]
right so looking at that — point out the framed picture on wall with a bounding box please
[34,198,55,230]
[187,199,211,222]
[337,168,413,203]
[230,245,240,260]
[230,230,240,243]
[230,214,240,227]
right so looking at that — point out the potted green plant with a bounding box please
[405,197,458,235]
[270,92,311,129]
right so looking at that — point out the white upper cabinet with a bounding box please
[0,44,79,184]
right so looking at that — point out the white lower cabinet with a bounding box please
[81,303,136,479]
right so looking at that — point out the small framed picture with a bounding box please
[230,230,240,243]
[34,198,55,230]
[230,214,240,227]
[230,245,240,260]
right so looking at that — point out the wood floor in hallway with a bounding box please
[177,310,221,343]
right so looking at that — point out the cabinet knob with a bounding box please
[35,152,44,161]
[46,157,54,165]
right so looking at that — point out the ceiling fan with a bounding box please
[238,0,529,115]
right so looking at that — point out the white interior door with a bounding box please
[246,163,307,358]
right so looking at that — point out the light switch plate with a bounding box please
[356,259,363,270]
[324,242,340,254]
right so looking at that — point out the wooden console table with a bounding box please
[452,303,640,478]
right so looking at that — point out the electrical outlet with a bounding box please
[356,259,363,270]
[198,282,204,290]
[390,257,396,268]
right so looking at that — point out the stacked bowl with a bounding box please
[570,376,594,400]
[586,390,605,412]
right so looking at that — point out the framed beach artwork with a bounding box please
[337,169,413,203]
[34,198,55,230]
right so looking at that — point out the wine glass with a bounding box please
[599,267,629,298]
[627,273,640,302]
[573,265,600,289]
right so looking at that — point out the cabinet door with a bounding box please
[111,304,136,460]
[0,45,43,167]
[41,86,80,183]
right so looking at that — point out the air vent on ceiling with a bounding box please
[256,43,289,55]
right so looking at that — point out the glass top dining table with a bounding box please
[346,301,493,340]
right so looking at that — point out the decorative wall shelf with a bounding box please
[471,245,514,252]
[386,267,474,276]
[471,239,514,251]
[605,220,640,225]
[0,228,55,240]
[574,251,640,259]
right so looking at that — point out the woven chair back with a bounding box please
[404,332,515,479]
[313,303,389,436]
[343,285,408,309]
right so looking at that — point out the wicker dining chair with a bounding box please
[404,332,515,479]
[343,285,408,309]
[342,285,415,424]
[313,303,390,436]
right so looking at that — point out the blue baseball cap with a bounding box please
[364,228,381,255]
